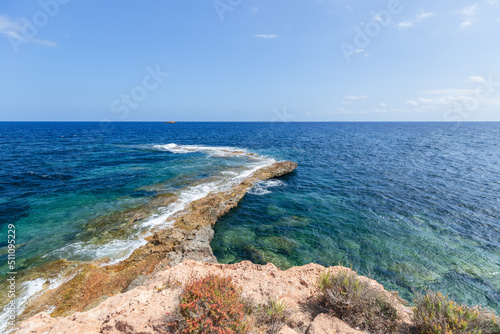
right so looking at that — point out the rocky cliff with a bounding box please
[15,260,412,334]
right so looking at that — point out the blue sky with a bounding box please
[0,0,499,121]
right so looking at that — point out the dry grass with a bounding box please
[412,291,500,334]
[317,267,400,333]
[254,298,291,334]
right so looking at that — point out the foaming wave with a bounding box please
[43,237,149,266]
[248,179,286,195]
[141,181,220,229]
[0,275,70,334]
[140,156,277,229]
[139,143,276,228]
[152,143,251,157]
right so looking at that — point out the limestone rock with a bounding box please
[306,314,365,334]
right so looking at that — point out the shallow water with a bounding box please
[1,122,499,319]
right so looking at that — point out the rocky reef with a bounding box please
[12,161,299,329]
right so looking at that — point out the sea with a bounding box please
[0,122,499,328]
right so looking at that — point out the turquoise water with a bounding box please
[0,122,499,315]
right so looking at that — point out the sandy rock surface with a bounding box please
[306,314,365,334]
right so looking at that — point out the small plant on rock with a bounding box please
[255,298,291,334]
[174,273,250,334]
[317,267,400,334]
[412,291,500,334]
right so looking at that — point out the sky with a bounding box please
[0,0,499,121]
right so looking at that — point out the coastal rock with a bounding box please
[14,161,298,325]
[306,314,364,334]
[15,260,411,334]
[279,325,299,334]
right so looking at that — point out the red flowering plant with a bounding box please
[175,273,250,334]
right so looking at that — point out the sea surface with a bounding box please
[1,122,499,325]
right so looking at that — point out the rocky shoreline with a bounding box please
[11,161,302,332]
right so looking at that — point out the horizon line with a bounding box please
[0,120,500,124]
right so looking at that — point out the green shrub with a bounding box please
[317,268,400,333]
[174,273,250,334]
[412,291,500,334]
[256,298,291,334]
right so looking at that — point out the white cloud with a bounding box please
[371,12,383,22]
[417,12,435,19]
[0,14,57,49]
[418,98,434,104]
[419,89,475,95]
[342,101,352,105]
[406,77,500,115]
[468,76,486,83]
[496,18,500,23]
[397,21,414,29]
[254,34,278,39]
[380,102,387,107]
[396,10,434,29]
[460,18,476,28]
[344,94,368,100]
[458,4,478,28]
[0,15,22,39]
[459,4,478,16]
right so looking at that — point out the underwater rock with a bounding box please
[260,236,299,255]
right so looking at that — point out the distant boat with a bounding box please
[164,121,176,124]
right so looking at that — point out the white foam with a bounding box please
[42,236,149,266]
[141,181,220,228]
[140,144,276,229]
[220,171,239,176]
[140,156,276,229]
[0,278,48,334]
[248,179,286,195]
[152,143,248,157]
[17,279,46,309]
[96,238,149,265]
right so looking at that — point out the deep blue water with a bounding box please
[1,122,499,315]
